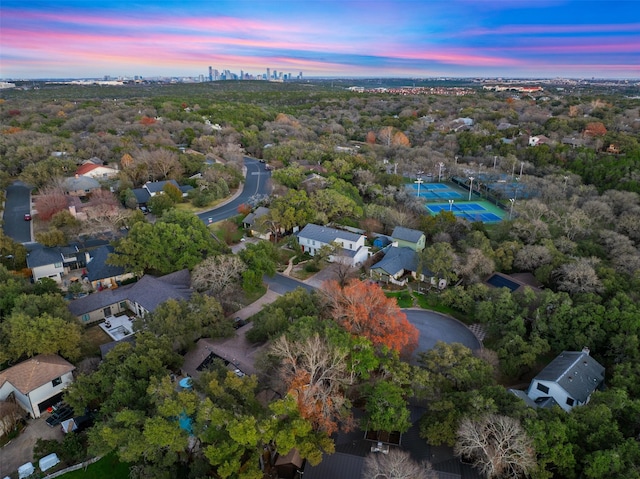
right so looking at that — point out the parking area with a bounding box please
[0,415,64,478]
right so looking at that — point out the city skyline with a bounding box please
[2,0,639,80]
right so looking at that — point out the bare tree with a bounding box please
[191,254,246,295]
[270,333,354,435]
[455,414,536,479]
[362,449,439,479]
[555,257,603,294]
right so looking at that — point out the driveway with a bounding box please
[2,181,32,243]
[0,415,63,478]
[403,308,482,362]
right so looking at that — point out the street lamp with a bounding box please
[438,162,445,182]
[520,161,524,177]
[414,176,424,198]
[449,199,454,211]
[509,198,515,220]
[468,176,474,201]
[493,155,497,169]
[454,155,458,165]
[563,175,569,194]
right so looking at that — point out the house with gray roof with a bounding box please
[63,175,101,197]
[68,269,192,324]
[391,226,425,252]
[86,245,134,291]
[132,179,190,206]
[27,244,88,283]
[297,224,370,267]
[521,348,605,411]
[242,206,273,240]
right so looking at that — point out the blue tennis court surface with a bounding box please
[427,202,503,223]
[410,183,464,199]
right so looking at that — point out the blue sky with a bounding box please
[1,0,638,79]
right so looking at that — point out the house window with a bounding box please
[312,240,316,246]
[536,383,550,394]
[52,377,62,387]
[81,314,90,322]
[54,262,62,268]
[349,243,352,249]
[119,302,126,309]
[103,306,112,317]
[566,397,575,406]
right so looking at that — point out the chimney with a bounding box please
[582,347,590,355]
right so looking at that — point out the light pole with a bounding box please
[455,155,458,165]
[438,162,445,182]
[468,176,474,201]
[414,176,424,198]
[509,198,515,220]
[493,155,497,169]
[449,199,454,211]
[520,161,524,177]
[563,175,569,194]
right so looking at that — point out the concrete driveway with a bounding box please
[403,308,481,363]
[0,415,63,478]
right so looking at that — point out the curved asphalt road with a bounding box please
[264,274,480,355]
[197,157,271,224]
[2,181,33,243]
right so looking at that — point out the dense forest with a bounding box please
[1,80,639,479]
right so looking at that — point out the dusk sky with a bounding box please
[2,0,639,79]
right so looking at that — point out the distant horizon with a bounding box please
[2,1,639,80]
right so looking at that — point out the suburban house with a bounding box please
[86,245,135,291]
[62,175,101,197]
[26,245,89,283]
[75,162,119,179]
[391,226,426,252]
[132,180,192,206]
[67,269,192,324]
[297,224,370,267]
[528,135,552,147]
[516,348,605,412]
[370,247,440,288]
[0,355,75,418]
[242,206,273,240]
[303,407,481,479]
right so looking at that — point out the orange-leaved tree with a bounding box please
[322,279,419,358]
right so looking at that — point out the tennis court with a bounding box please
[409,182,465,200]
[426,201,504,223]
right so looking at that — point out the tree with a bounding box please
[108,210,220,275]
[270,333,354,435]
[455,414,536,479]
[322,279,419,358]
[191,254,246,295]
[362,449,439,479]
[162,182,183,204]
[35,228,67,247]
[239,241,277,292]
[1,312,82,362]
[421,242,458,284]
[555,257,603,294]
[365,381,411,434]
[34,186,68,221]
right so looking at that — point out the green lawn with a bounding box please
[385,291,414,308]
[61,453,129,479]
[79,326,112,359]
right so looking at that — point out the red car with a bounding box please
[24,213,32,221]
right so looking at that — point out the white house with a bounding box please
[0,355,75,418]
[524,348,605,411]
[75,162,119,179]
[26,245,88,283]
[297,224,370,267]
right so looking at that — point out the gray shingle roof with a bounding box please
[68,270,192,316]
[298,223,363,244]
[26,245,78,268]
[391,226,424,244]
[132,188,151,204]
[144,179,180,194]
[63,176,100,192]
[535,350,605,403]
[372,247,433,277]
[86,245,125,282]
[243,207,270,227]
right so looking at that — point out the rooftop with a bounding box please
[0,355,75,395]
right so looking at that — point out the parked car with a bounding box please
[46,404,74,427]
[24,213,32,221]
[233,317,247,329]
[139,206,149,215]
